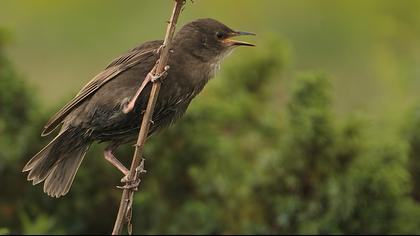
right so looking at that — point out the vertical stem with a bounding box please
[112,0,186,234]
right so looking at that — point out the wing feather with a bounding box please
[41,41,162,136]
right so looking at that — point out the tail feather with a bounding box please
[43,145,88,198]
[23,132,64,173]
[23,127,91,198]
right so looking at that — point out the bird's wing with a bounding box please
[41,41,162,136]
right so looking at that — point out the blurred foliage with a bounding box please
[2,1,420,234]
[0,228,9,235]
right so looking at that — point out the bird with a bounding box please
[22,18,255,198]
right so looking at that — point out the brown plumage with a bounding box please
[23,18,255,198]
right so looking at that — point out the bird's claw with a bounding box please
[117,178,141,191]
[154,44,165,55]
[117,160,146,191]
[150,65,170,83]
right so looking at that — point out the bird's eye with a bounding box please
[216,32,224,39]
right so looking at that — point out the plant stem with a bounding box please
[112,0,186,234]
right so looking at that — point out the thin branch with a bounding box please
[112,0,186,235]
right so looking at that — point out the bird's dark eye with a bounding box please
[216,32,224,39]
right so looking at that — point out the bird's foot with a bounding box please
[118,177,141,191]
[154,44,165,55]
[150,65,170,83]
[117,159,147,191]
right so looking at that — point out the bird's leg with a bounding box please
[117,158,147,191]
[104,148,146,190]
[123,65,170,114]
[150,65,170,83]
[104,148,129,176]
[122,74,152,114]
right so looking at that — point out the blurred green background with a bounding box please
[1,0,420,234]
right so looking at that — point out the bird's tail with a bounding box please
[22,127,92,198]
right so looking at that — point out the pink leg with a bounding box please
[122,64,170,114]
[122,74,151,114]
[104,148,129,176]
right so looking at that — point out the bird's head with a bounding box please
[174,18,255,62]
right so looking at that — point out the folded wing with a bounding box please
[41,40,163,136]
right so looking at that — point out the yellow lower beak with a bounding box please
[223,31,256,47]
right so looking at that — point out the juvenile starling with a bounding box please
[23,18,255,198]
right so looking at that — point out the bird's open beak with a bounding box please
[223,31,256,47]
